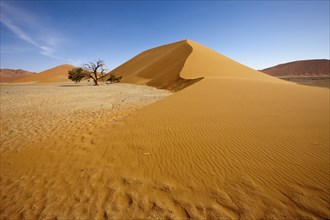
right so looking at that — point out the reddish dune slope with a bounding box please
[261,59,330,77]
[14,64,75,83]
[0,69,34,83]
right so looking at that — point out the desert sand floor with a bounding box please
[1,80,329,219]
[0,82,172,219]
[0,82,172,151]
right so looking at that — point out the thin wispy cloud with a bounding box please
[0,1,68,61]
[0,15,39,47]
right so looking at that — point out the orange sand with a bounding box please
[261,59,330,77]
[0,69,34,83]
[0,40,329,219]
[13,64,75,83]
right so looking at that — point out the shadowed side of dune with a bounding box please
[110,40,203,91]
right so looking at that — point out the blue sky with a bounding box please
[1,1,329,72]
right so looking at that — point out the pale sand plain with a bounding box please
[0,82,172,219]
[1,40,329,219]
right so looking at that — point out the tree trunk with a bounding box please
[93,71,98,85]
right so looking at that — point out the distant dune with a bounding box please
[261,59,330,77]
[13,64,75,83]
[1,40,329,219]
[261,59,330,88]
[0,69,34,83]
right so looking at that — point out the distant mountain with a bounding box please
[14,64,75,83]
[0,69,35,83]
[261,59,330,77]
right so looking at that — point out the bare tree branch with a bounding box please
[69,59,111,85]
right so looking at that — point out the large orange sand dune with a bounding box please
[111,40,277,90]
[1,40,329,219]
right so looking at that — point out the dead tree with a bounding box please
[83,59,106,86]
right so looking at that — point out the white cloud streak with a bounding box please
[0,15,39,47]
[0,1,69,61]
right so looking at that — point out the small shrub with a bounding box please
[107,73,122,84]
[68,67,87,83]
